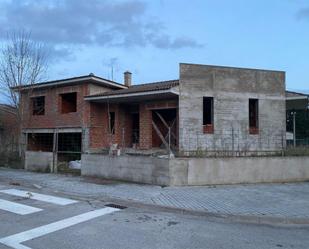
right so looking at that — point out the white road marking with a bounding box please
[0,189,78,206]
[0,199,42,215]
[0,207,120,249]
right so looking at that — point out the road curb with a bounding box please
[2,175,309,227]
[49,189,309,227]
[96,196,309,227]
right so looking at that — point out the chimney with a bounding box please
[124,71,132,87]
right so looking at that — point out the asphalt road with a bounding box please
[0,182,308,249]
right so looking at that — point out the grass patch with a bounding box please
[284,147,309,156]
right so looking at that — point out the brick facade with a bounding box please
[88,100,178,150]
[21,84,90,129]
[139,103,152,149]
[21,81,179,151]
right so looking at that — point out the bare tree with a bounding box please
[0,30,49,156]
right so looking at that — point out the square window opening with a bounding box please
[203,97,214,134]
[60,92,77,114]
[32,96,45,115]
[249,99,259,134]
[58,133,82,152]
[27,133,53,151]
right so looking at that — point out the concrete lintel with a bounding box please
[85,89,178,102]
[23,128,83,134]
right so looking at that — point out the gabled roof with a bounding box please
[85,79,179,100]
[0,104,17,115]
[11,74,127,91]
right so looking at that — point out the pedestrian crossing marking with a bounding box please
[0,199,42,215]
[0,189,78,206]
[0,207,120,249]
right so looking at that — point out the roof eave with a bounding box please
[286,96,309,100]
[11,76,127,91]
[85,89,179,101]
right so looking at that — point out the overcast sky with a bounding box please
[1,0,309,98]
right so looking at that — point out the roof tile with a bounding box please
[85,79,179,98]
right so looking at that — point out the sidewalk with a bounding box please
[1,167,309,224]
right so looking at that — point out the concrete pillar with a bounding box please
[82,127,90,153]
[52,131,58,173]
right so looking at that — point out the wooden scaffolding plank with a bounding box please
[152,120,169,149]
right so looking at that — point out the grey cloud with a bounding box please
[171,37,203,49]
[48,46,76,62]
[152,35,203,49]
[0,0,202,56]
[296,7,309,20]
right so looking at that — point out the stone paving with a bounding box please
[1,167,309,219]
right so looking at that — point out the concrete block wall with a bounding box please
[178,63,286,153]
[25,151,53,172]
[81,154,170,185]
[81,154,309,186]
[169,156,309,185]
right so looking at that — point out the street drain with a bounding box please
[105,203,127,209]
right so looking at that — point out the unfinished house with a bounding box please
[18,63,290,185]
[0,104,19,166]
[0,104,17,145]
[17,74,126,172]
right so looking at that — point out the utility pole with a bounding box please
[111,65,114,81]
[291,111,296,148]
[168,127,171,156]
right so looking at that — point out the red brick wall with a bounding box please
[0,107,19,150]
[89,103,133,149]
[0,109,18,131]
[89,99,178,150]
[139,103,152,149]
[89,103,117,149]
[89,103,107,149]
[140,99,178,149]
[21,84,90,129]
[21,82,179,151]
[118,105,133,147]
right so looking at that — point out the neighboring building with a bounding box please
[16,63,286,178]
[0,104,18,154]
[286,91,309,145]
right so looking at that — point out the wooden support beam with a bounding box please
[155,111,169,129]
[169,118,177,139]
[152,120,169,149]
[155,112,177,141]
